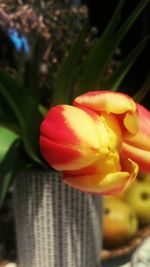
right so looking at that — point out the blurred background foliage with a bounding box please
[85,0,150,108]
[0,0,150,107]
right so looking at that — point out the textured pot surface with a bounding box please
[13,170,102,267]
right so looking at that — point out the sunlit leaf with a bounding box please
[0,127,18,162]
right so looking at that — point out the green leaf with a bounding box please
[0,172,12,207]
[24,35,42,100]
[76,0,149,95]
[134,70,150,102]
[38,104,48,117]
[76,0,124,93]
[0,140,26,206]
[52,24,88,105]
[0,69,36,126]
[0,127,18,162]
[103,37,148,91]
[0,70,43,165]
[0,94,20,134]
[115,0,149,44]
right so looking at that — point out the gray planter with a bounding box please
[13,170,102,267]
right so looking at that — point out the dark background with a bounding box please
[83,0,150,107]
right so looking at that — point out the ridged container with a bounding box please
[13,170,102,267]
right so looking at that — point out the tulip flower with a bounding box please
[74,91,139,138]
[122,104,150,173]
[40,91,140,195]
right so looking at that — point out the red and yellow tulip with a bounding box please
[40,91,149,195]
[123,104,150,173]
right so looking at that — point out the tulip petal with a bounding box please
[63,172,129,194]
[74,91,137,114]
[74,91,138,136]
[63,151,121,177]
[40,137,82,170]
[79,108,122,152]
[63,169,136,195]
[120,156,138,186]
[122,142,150,173]
[123,112,139,135]
[94,115,122,156]
[123,104,150,172]
[137,104,150,136]
[63,155,138,194]
[40,105,102,170]
[124,104,150,150]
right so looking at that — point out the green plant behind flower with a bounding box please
[52,0,149,104]
[0,0,149,206]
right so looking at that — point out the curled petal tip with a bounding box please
[74,91,137,114]
[123,112,139,136]
[122,143,150,173]
[63,157,138,195]
[123,104,150,172]
[74,90,139,138]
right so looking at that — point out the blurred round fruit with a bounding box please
[103,196,138,248]
[124,181,150,226]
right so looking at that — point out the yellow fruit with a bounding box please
[124,181,150,226]
[103,196,138,247]
[115,180,137,200]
